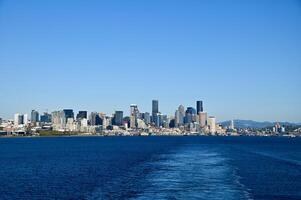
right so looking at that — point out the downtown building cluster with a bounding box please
[0,100,227,136]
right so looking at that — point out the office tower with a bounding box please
[14,113,24,126]
[208,116,216,134]
[178,105,185,124]
[62,109,74,125]
[130,104,140,118]
[51,111,63,125]
[130,115,136,128]
[89,112,102,126]
[100,115,108,128]
[153,113,160,127]
[198,112,207,127]
[230,120,234,130]
[76,111,87,120]
[51,111,64,130]
[31,110,39,123]
[175,110,180,125]
[196,101,203,114]
[130,104,140,127]
[63,109,74,120]
[152,100,159,116]
[143,112,151,124]
[169,119,176,128]
[185,107,196,124]
[23,114,28,125]
[114,111,123,126]
[161,114,169,128]
[40,112,52,123]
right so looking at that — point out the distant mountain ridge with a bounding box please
[220,120,301,129]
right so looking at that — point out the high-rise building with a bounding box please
[230,120,235,130]
[31,110,39,123]
[40,112,52,123]
[62,109,74,125]
[63,109,74,119]
[198,112,207,127]
[76,111,87,120]
[24,114,28,125]
[143,112,151,124]
[152,100,159,116]
[153,113,160,127]
[185,107,196,124]
[177,105,185,125]
[130,115,136,128]
[175,110,180,126]
[89,112,102,126]
[196,101,203,114]
[51,111,64,129]
[14,113,24,126]
[114,111,123,126]
[130,104,140,127]
[208,116,216,134]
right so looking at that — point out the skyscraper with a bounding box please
[152,100,159,123]
[40,112,52,123]
[89,112,102,126]
[51,111,65,130]
[208,116,216,134]
[63,109,74,119]
[152,100,159,115]
[31,110,39,123]
[130,104,140,127]
[185,107,196,124]
[76,111,87,120]
[175,105,185,126]
[199,112,207,127]
[230,120,235,130]
[114,111,123,126]
[143,112,151,124]
[196,101,203,114]
[62,109,74,125]
[153,113,160,127]
[24,114,28,125]
[14,113,24,126]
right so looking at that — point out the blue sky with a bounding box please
[0,0,300,122]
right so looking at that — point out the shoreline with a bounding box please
[0,134,299,139]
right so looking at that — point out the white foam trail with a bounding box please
[133,145,253,200]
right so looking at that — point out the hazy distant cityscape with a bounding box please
[0,100,300,137]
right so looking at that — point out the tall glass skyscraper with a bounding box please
[31,110,39,123]
[196,101,203,114]
[152,100,159,123]
[76,111,87,120]
[114,111,123,126]
[152,100,159,115]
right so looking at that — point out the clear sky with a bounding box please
[0,0,300,122]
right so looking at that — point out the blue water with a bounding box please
[0,137,300,200]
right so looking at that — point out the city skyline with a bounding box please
[0,0,300,122]
[3,98,294,137]
[3,98,300,124]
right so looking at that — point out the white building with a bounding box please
[207,116,216,134]
[230,120,234,130]
[14,113,24,126]
[137,119,147,129]
[24,114,28,125]
[81,118,88,127]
